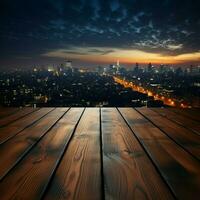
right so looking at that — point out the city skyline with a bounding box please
[0,0,200,68]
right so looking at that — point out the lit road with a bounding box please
[113,76,190,108]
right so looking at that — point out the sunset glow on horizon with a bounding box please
[43,47,200,65]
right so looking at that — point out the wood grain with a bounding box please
[169,108,200,122]
[0,107,54,144]
[0,107,199,200]
[0,108,84,200]
[101,108,173,200]
[137,107,200,160]
[0,107,20,119]
[44,108,102,200]
[151,108,200,135]
[0,107,39,127]
[0,108,69,179]
[119,108,200,199]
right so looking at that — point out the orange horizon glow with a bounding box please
[43,47,200,65]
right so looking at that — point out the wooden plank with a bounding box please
[0,108,55,144]
[151,108,200,135]
[44,108,102,200]
[170,108,200,122]
[137,107,200,160]
[0,107,20,119]
[0,108,84,200]
[119,108,200,199]
[0,107,17,115]
[0,108,69,180]
[0,107,39,127]
[101,108,173,199]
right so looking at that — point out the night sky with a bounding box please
[0,0,200,68]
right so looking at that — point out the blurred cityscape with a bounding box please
[0,60,200,107]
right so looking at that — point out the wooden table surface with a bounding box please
[0,107,200,200]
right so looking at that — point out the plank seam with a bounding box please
[169,109,200,123]
[0,108,21,119]
[0,108,41,128]
[116,107,177,199]
[150,108,200,136]
[0,108,71,181]
[40,107,86,200]
[0,108,56,145]
[135,108,200,162]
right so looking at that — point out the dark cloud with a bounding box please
[0,0,200,67]
[87,49,115,55]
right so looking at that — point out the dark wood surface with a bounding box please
[0,107,199,200]
[0,107,40,127]
[169,108,200,122]
[137,108,200,160]
[151,108,200,135]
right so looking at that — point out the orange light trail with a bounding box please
[113,76,190,108]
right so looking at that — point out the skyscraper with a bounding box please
[116,60,120,74]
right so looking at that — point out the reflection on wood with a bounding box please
[0,107,199,199]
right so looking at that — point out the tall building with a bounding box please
[134,62,139,73]
[117,60,120,67]
[66,60,72,68]
[116,60,120,74]
[147,63,152,72]
[188,65,200,75]
[159,64,164,73]
[62,60,74,72]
